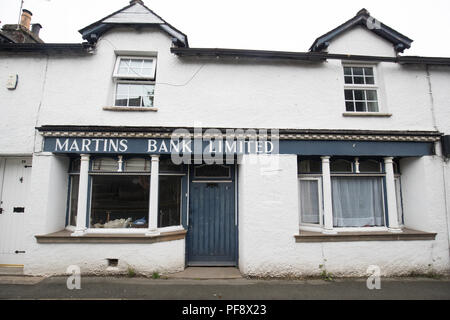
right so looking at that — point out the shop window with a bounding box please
[90,175,149,228]
[113,56,156,108]
[158,176,182,227]
[299,178,322,225]
[67,156,184,230]
[331,176,385,227]
[343,66,379,112]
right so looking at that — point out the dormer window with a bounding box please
[112,56,156,108]
[343,65,379,112]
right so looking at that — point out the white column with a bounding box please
[146,155,160,236]
[72,154,90,236]
[321,156,336,234]
[384,157,402,233]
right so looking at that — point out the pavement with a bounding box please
[0,274,449,300]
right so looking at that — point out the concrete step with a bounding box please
[0,266,24,276]
[167,267,242,279]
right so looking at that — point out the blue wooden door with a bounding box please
[187,165,237,266]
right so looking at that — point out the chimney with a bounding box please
[31,23,42,37]
[20,9,32,30]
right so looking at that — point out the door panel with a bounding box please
[0,157,32,265]
[188,165,237,266]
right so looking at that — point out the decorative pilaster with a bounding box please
[321,156,336,234]
[146,155,160,236]
[71,154,90,236]
[384,157,402,233]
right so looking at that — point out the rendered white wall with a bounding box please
[238,154,450,277]
[326,26,397,57]
[0,26,437,140]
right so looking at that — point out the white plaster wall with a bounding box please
[326,26,397,57]
[238,154,450,277]
[23,151,185,276]
[0,54,48,154]
[5,27,436,134]
[24,240,185,276]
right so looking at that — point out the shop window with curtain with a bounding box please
[298,156,404,230]
[330,158,385,228]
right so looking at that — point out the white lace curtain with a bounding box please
[331,177,384,227]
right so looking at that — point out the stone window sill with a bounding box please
[35,229,186,244]
[343,112,392,117]
[294,228,436,243]
[103,106,158,112]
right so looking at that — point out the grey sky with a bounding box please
[1,0,449,56]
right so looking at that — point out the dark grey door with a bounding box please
[187,165,237,266]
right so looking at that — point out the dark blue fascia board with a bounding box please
[43,137,435,157]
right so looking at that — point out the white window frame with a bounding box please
[343,64,380,113]
[113,80,155,108]
[113,56,157,80]
[298,176,323,229]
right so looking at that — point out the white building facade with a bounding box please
[0,1,449,277]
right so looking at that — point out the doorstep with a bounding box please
[167,267,243,280]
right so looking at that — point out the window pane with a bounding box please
[330,159,352,172]
[124,158,150,172]
[194,165,230,178]
[298,159,322,173]
[160,157,184,172]
[158,176,182,227]
[69,175,79,226]
[91,175,149,228]
[92,158,118,172]
[331,177,385,227]
[70,158,80,173]
[344,76,353,84]
[344,89,353,100]
[353,67,363,76]
[365,90,378,101]
[354,90,365,100]
[353,76,364,84]
[365,76,375,84]
[364,67,374,76]
[395,178,403,225]
[355,101,366,111]
[300,180,320,224]
[115,95,128,107]
[345,101,355,111]
[359,159,381,172]
[116,83,128,95]
[343,67,352,75]
[367,102,379,112]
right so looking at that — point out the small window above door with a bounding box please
[194,165,231,179]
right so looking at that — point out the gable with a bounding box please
[78,1,188,47]
[326,25,397,57]
[310,8,412,54]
